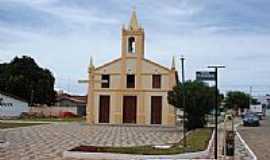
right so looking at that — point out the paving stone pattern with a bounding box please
[0,123,182,160]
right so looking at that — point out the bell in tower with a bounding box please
[128,37,136,53]
[121,8,145,59]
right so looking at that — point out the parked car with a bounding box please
[243,112,260,126]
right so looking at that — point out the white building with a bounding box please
[254,95,270,106]
[0,91,29,118]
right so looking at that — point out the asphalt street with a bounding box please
[238,109,270,160]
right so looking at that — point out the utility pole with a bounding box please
[180,55,187,147]
[249,86,253,107]
[67,77,71,93]
[208,65,225,159]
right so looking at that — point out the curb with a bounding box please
[63,130,215,160]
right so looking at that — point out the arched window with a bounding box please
[128,37,135,53]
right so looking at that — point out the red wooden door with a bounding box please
[151,96,162,124]
[123,96,137,123]
[99,96,110,123]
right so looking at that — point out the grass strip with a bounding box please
[0,122,46,129]
[70,128,213,155]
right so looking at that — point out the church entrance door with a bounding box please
[123,96,137,123]
[151,96,162,124]
[99,95,110,123]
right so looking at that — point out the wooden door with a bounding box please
[99,95,110,123]
[151,96,162,124]
[123,96,137,123]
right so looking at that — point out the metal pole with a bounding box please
[215,67,218,159]
[208,65,225,159]
[180,56,187,147]
[249,86,252,107]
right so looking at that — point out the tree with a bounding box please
[224,91,250,112]
[168,80,217,130]
[0,56,56,105]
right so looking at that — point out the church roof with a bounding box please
[95,57,172,72]
[143,58,171,72]
[95,58,121,70]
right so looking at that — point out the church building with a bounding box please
[86,10,178,126]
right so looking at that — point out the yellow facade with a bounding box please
[86,10,178,126]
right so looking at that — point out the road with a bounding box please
[238,110,270,160]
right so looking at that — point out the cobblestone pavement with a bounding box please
[238,114,270,160]
[0,123,181,160]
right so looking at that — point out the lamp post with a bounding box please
[180,55,187,148]
[208,65,225,159]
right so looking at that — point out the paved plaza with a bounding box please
[0,123,181,160]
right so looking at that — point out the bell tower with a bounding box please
[121,8,145,59]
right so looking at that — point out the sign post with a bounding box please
[208,66,225,159]
[196,66,225,159]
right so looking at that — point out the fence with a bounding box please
[29,105,77,117]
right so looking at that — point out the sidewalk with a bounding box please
[214,117,255,160]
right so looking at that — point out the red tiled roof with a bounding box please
[56,93,87,104]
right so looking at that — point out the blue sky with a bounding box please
[1,0,270,95]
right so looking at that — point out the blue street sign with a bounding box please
[196,71,216,81]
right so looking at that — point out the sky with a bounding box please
[0,0,270,96]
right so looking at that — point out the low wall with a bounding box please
[29,106,77,117]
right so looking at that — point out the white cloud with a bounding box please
[32,5,120,26]
[1,0,270,95]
